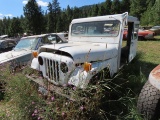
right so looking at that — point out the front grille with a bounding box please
[44,57,59,82]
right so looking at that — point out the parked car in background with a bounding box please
[0,38,20,53]
[0,33,68,71]
[149,26,160,35]
[138,29,155,40]
[123,28,155,40]
[123,28,128,40]
[139,26,152,30]
[137,64,160,120]
[0,35,8,40]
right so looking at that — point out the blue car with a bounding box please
[0,33,68,71]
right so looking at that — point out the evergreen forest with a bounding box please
[0,0,160,37]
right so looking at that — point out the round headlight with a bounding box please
[60,62,68,73]
[38,56,43,65]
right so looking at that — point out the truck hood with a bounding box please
[41,42,118,63]
[0,49,31,64]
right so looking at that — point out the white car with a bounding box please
[0,33,67,70]
[149,26,160,35]
[0,35,8,40]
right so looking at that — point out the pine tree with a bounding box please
[105,0,112,15]
[92,4,99,16]
[130,0,147,20]
[63,6,72,31]
[111,0,121,14]
[121,0,130,13]
[52,0,61,32]
[61,11,68,32]
[152,0,160,25]
[98,4,106,16]
[8,17,22,37]
[47,0,61,32]
[47,2,54,33]
[23,0,44,35]
[66,5,73,23]
[73,7,80,18]
[0,20,4,35]
[19,15,25,35]
[2,17,11,35]
[140,0,155,25]
[56,13,64,32]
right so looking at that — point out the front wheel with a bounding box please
[137,80,160,120]
[138,36,145,41]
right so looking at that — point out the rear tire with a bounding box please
[137,80,160,120]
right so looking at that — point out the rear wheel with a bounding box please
[137,80,160,120]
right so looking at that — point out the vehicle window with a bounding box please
[64,33,68,39]
[48,35,56,41]
[52,35,62,43]
[71,20,120,37]
[8,41,16,47]
[42,35,62,44]
[133,24,139,40]
[41,36,52,44]
[14,38,39,50]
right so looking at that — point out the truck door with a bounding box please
[127,22,139,62]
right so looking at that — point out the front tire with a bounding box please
[137,80,160,120]
[138,36,145,41]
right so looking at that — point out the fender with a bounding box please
[31,58,39,70]
[68,57,117,88]
[148,65,160,90]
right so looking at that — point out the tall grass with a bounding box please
[0,63,144,120]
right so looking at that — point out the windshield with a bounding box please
[14,37,39,50]
[71,20,120,37]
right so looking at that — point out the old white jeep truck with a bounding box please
[137,65,160,119]
[28,12,139,90]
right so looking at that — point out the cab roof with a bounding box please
[21,34,48,39]
[71,12,139,24]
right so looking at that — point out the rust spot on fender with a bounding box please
[151,65,160,80]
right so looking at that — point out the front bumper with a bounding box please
[26,74,77,101]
